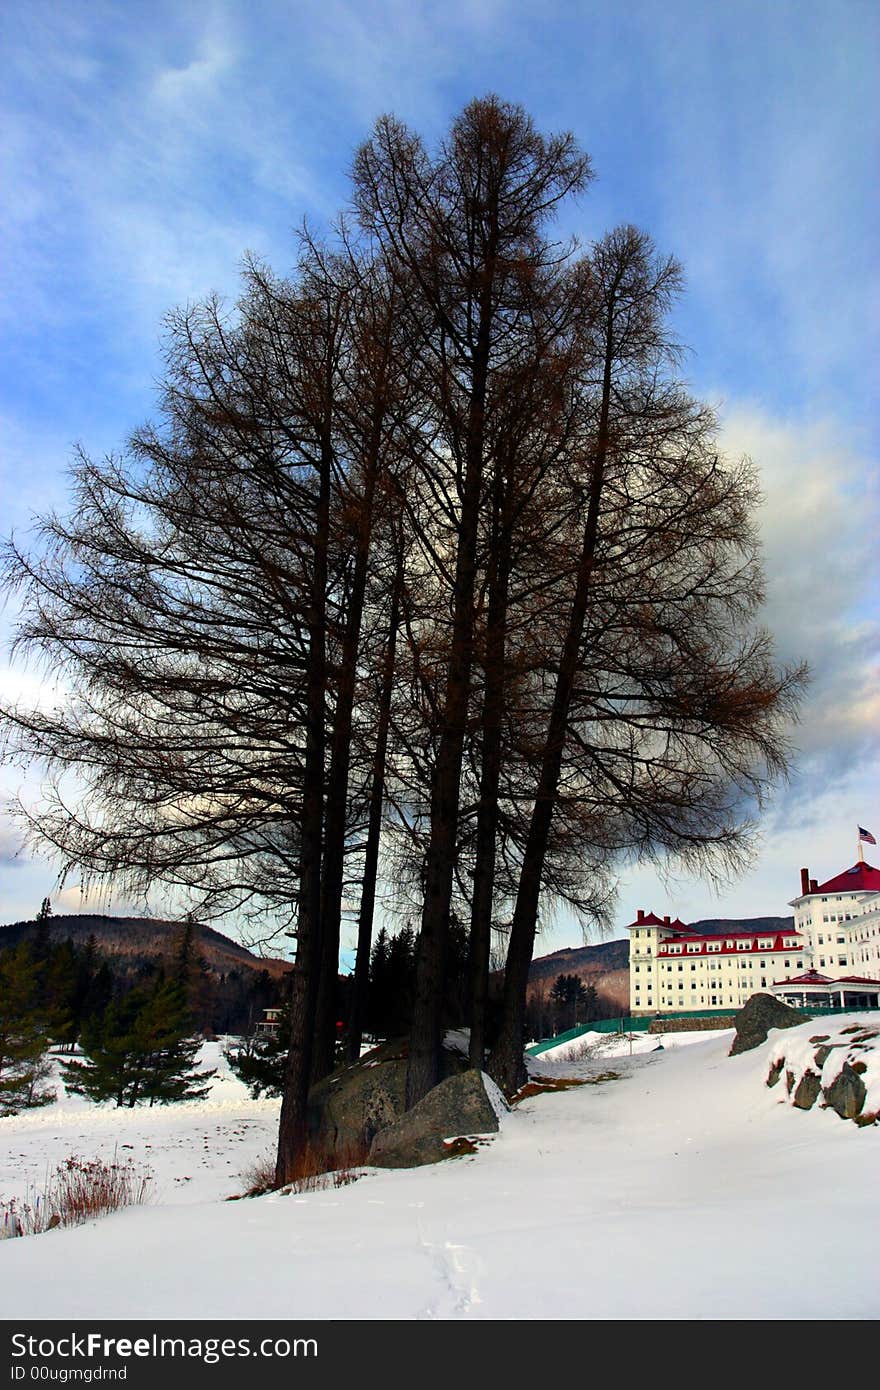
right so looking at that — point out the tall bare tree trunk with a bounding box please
[311,412,386,1081]
[405,289,493,1108]
[467,481,513,1068]
[346,561,402,1063]
[487,327,614,1096]
[275,433,331,1185]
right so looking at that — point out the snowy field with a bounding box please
[1,1021,877,1320]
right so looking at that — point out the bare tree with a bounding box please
[353,95,594,1105]
[2,97,805,1167]
[487,227,806,1093]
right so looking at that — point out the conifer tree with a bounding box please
[0,944,55,1115]
[63,980,214,1107]
[225,1004,290,1099]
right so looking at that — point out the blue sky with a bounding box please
[1,0,878,954]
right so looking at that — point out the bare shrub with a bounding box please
[1,1153,154,1239]
[240,1139,369,1198]
[238,1151,278,1197]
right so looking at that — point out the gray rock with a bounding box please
[766,1059,784,1088]
[823,1063,867,1120]
[729,993,811,1056]
[792,1070,822,1110]
[306,1037,469,1155]
[369,1069,502,1169]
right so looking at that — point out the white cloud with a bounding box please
[152,32,237,105]
[716,404,879,775]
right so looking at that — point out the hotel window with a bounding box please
[838,956,848,966]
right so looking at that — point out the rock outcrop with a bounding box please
[763,1018,878,1126]
[306,1036,474,1155]
[729,993,810,1056]
[368,1069,504,1169]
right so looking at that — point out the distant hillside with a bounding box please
[688,915,794,936]
[524,939,630,1013]
[0,913,292,980]
[0,913,291,1035]
[528,938,629,983]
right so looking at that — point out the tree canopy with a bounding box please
[1,95,805,1174]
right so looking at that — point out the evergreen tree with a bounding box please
[367,927,391,1038]
[62,980,214,1107]
[224,1005,290,1099]
[0,943,55,1114]
[170,915,215,1033]
[549,973,589,1033]
[137,980,216,1105]
[33,897,53,964]
[44,938,78,1050]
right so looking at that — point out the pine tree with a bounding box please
[549,973,589,1033]
[170,915,215,1033]
[62,981,214,1107]
[0,944,55,1115]
[225,1004,290,1099]
[138,980,215,1105]
[43,937,78,1050]
[33,896,53,964]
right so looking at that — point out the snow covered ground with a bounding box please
[1,1023,877,1320]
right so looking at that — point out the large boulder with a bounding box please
[368,1069,504,1169]
[729,993,811,1056]
[823,1063,867,1120]
[306,1037,469,1155]
[792,1070,822,1110]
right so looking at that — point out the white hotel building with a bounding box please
[627,856,880,1018]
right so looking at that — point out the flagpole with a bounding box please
[858,829,865,864]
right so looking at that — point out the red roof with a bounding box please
[658,932,802,958]
[625,912,667,929]
[772,970,833,986]
[812,861,880,895]
[772,970,880,990]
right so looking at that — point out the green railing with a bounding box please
[527,1000,878,1055]
[526,1008,745,1055]
[527,1017,652,1055]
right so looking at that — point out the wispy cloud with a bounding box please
[719,404,880,775]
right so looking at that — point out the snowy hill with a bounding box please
[0,1023,877,1319]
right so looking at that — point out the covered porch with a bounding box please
[769,970,880,1012]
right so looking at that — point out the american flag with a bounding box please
[858,826,876,846]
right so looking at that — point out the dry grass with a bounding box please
[239,1138,370,1198]
[512,1071,621,1105]
[1,1154,154,1239]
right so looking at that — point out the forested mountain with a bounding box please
[0,913,290,1036]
